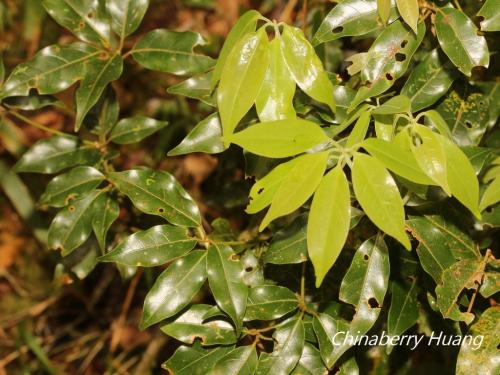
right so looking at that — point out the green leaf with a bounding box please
[260,152,329,231]
[377,0,392,25]
[395,0,419,33]
[1,43,98,98]
[42,0,111,46]
[442,137,481,218]
[435,7,489,76]
[228,118,329,158]
[423,109,453,139]
[14,135,101,174]
[39,166,104,207]
[211,10,261,87]
[160,304,237,345]
[106,0,149,39]
[308,166,350,287]
[99,224,197,266]
[47,189,103,255]
[387,279,419,338]
[281,25,335,112]
[168,113,224,156]
[362,138,435,185]
[345,110,371,148]
[352,153,410,249]
[435,259,482,323]
[480,258,500,298]
[108,116,168,144]
[167,71,215,106]
[401,49,456,112]
[410,125,450,195]
[256,317,305,375]
[255,38,296,122]
[2,94,64,111]
[140,251,207,329]
[91,192,119,252]
[209,346,258,375]
[372,95,410,115]
[207,244,248,332]
[107,168,201,227]
[480,176,500,211]
[132,29,215,75]
[313,0,397,45]
[163,345,233,375]
[75,53,123,130]
[264,214,308,264]
[312,313,349,369]
[217,28,269,139]
[85,86,119,138]
[291,343,328,375]
[477,0,500,31]
[0,53,4,85]
[245,285,298,321]
[456,306,500,375]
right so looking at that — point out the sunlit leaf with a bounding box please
[477,0,500,32]
[245,285,298,321]
[107,0,149,39]
[209,346,258,375]
[395,0,419,33]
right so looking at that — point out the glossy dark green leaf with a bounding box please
[209,346,258,375]
[100,225,197,266]
[107,0,149,38]
[479,258,500,298]
[387,279,418,338]
[256,38,296,122]
[107,168,201,227]
[14,135,101,174]
[372,95,411,115]
[3,94,64,110]
[85,86,119,138]
[140,251,207,329]
[352,153,410,249]
[260,152,329,231]
[39,166,104,207]
[207,244,248,331]
[211,10,261,87]
[218,28,269,139]
[63,239,100,280]
[477,0,500,31]
[42,0,111,46]
[395,0,418,33]
[228,118,329,158]
[244,285,297,321]
[160,304,237,345]
[480,176,500,211]
[163,344,233,375]
[108,116,168,144]
[463,146,496,174]
[291,343,328,375]
[167,71,215,106]
[313,0,397,45]
[1,43,98,98]
[47,190,103,255]
[256,317,304,375]
[132,29,215,75]
[91,192,119,251]
[264,214,308,264]
[75,53,123,130]
[169,113,224,156]
[401,49,456,112]
[308,166,350,287]
[435,7,489,76]
[281,25,335,112]
[312,312,349,368]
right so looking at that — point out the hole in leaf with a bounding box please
[332,26,344,33]
[401,40,408,48]
[486,206,493,213]
[368,297,380,308]
[385,73,393,81]
[87,12,95,18]
[257,188,264,195]
[465,120,473,129]
[363,254,369,261]
[68,205,76,212]
[158,207,165,213]
[406,276,415,283]
[245,267,254,272]
[395,53,406,62]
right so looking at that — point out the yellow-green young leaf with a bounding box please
[308,166,350,287]
[352,153,410,249]
[410,125,451,195]
[423,109,453,139]
[346,110,371,148]
[280,25,335,112]
[228,118,329,158]
[395,0,419,34]
[255,38,296,122]
[377,0,392,24]
[246,158,301,214]
[480,176,500,211]
[260,152,329,231]
[442,138,481,218]
[372,95,411,115]
[217,29,269,140]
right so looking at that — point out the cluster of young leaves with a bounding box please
[2,0,499,373]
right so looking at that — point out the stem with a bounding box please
[301,0,308,32]
[5,108,67,137]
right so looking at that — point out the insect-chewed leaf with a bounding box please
[395,0,419,34]
[264,214,308,264]
[131,29,215,75]
[281,25,335,112]
[14,135,101,174]
[209,346,258,375]
[109,116,168,144]
[163,345,233,375]
[308,166,350,287]
[435,7,489,76]
[228,118,329,158]
[260,152,329,231]
[477,0,500,32]
[206,244,248,332]
[140,251,207,329]
[217,28,269,139]
[106,0,149,39]
[91,192,119,252]
[352,153,410,249]
[160,304,237,346]
[244,285,298,321]
[107,169,201,227]
[100,224,196,266]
